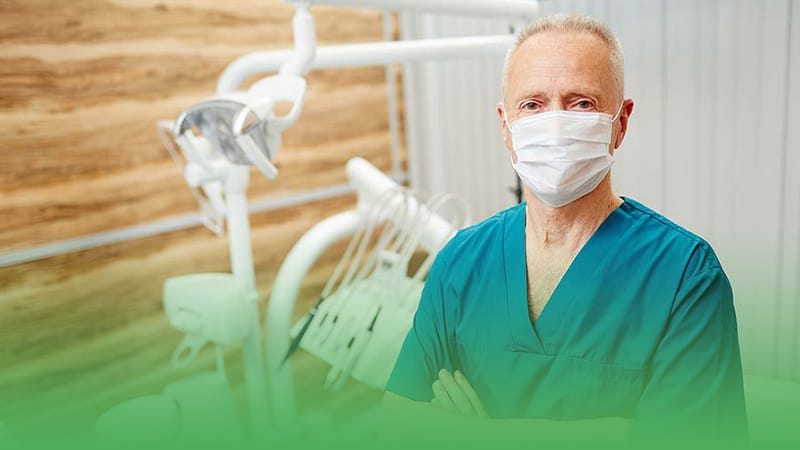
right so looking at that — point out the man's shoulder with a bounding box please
[453,202,522,241]
[622,197,723,275]
[436,203,523,264]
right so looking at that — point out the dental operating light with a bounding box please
[175,100,272,167]
[173,74,307,180]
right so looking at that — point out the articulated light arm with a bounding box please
[218,0,539,94]
[217,35,513,94]
[296,0,539,20]
[280,3,317,77]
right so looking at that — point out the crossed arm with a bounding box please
[381,369,634,447]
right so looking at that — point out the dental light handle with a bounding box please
[175,133,215,173]
[158,121,227,236]
[249,74,307,132]
[236,134,278,179]
[238,74,308,179]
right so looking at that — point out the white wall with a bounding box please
[401,0,800,381]
[400,14,517,222]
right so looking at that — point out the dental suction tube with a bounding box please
[346,157,460,254]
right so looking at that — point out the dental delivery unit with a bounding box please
[95,0,540,444]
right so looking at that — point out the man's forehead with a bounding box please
[516,30,611,61]
[506,31,614,98]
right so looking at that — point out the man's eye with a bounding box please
[575,100,594,109]
[521,101,540,111]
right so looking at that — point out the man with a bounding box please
[383,14,747,448]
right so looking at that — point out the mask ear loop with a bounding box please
[502,105,514,131]
[611,102,624,122]
[610,102,625,151]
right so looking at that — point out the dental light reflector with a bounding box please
[174,98,279,179]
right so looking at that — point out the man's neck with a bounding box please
[523,178,623,252]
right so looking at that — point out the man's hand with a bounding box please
[431,369,487,417]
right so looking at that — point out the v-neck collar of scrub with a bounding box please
[502,199,629,354]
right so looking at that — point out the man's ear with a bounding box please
[497,103,515,159]
[614,99,635,150]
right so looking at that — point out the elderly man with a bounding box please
[383,14,747,447]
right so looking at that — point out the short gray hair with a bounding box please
[502,14,625,103]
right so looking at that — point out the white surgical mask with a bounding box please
[505,104,622,207]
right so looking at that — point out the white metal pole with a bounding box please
[225,166,271,436]
[300,0,539,20]
[217,35,514,94]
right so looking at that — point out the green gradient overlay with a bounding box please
[1,341,798,450]
[1,266,797,450]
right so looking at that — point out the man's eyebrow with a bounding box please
[562,89,604,99]
[510,90,548,104]
[511,87,606,104]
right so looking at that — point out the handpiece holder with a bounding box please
[164,274,254,369]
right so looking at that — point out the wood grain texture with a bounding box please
[0,194,383,438]
[0,0,404,251]
[0,0,404,440]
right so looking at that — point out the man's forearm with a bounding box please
[493,415,633,447]
[381,392,633,448]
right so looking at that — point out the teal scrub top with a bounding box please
[386,198,747,441]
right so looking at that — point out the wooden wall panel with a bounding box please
[0,0,402,251]
[0,0,402,440]
[0,195,382,438]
